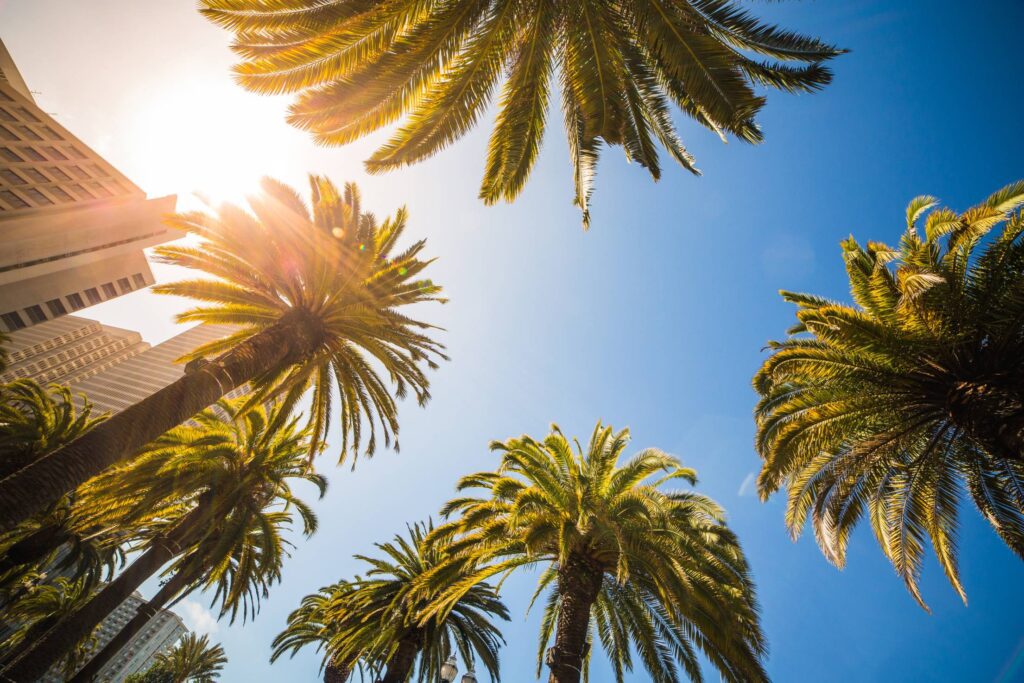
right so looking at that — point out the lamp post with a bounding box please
[440,656,458,683]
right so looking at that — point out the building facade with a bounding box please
[1,315,238,414]
[0,38,178,333]
[37,592,187,683]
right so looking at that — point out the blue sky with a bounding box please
[2,0,1023,680]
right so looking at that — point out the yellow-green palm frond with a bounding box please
[153,175,446,464]
[200,0,843,226]
[755,181,1024,607]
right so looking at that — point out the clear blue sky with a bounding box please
[2,0,1023,680]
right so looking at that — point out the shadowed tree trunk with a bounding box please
[68,568,194,682]
[380,633,422,683]
[0,309,323,533]
[946,380,1024,462]
[547,553,602,683]
[324,655,352,683]
[0,524,72,573]
[1,505,207,682]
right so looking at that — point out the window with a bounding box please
[24,188,53,205]
[66,293,84,310]
[17,107,40,123]
[0,125,17,140]
[132,273,147,288]
[46,298,67,317]
[46,166,71,181]
[0,190,28,208]
[20,146,44,161]
[24,305,47,324]
[0,147,23,162]
[68,183,94,200]
[49,187,73,202]
[23,168,49,183]
[0,91,11,102]
[1,311,26,330]
[41,126,62,140]
[85,287,101,305]
[117,277,132,293]
[101,282,117,298]
[68,145,87,159]
[0,169,26,184]
[88,182,113,198]
[68,165,90,179]
[0,108,14,122]
[43,146,67,160]
[16,125,42,141]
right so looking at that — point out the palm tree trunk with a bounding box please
[324,656,352,683]
[1,506,205,682]
[0,311,320,532]
[0,614,60,666]
[947,380,1024,461]
[547,554,602,683]
[68,568,194,682]
[0,524,72,573]
[380,634,421,683]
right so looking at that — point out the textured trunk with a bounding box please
[68,568,194,682]
[380,635,421,683]
[0,613,60,666]
[947,380,1024,462]
[0,312,320,532]
[324,657,352,683]
[1,506,204,682]
[547,554,602,683]
[0,524,72,573]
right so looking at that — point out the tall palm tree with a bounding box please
[276,522,508,683]
[124,633,227,683]
[200,0,842,226]
[0,577,95,676]
[426,423,766,683]
[4,399,324,681]
[0,381,129,597]
[0,176,446,532]
[753,181,1024,607]
[271,581,362,683]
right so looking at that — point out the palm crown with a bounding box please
[427,422,766,683]
[200,0,843,225]
[754,181,1024,606]
[276,522,508,683]
[154,176,447,461]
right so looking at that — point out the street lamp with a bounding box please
[460,671,477,683]
[440,656,458,683]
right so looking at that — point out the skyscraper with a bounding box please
[0,38,179,333]
[1,315,238,414]
[37,592,188,683]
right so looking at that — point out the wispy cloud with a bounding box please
[737,472,756,497]
[177,599,220,635]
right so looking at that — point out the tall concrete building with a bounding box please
[0,38,178,333]
[1,315,238,414]
[38,592,187,683]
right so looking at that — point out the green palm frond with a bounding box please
[755,181,1024,607]
[200,0,843,226]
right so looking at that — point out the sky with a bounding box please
[2,0,1024,681]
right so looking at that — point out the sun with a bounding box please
[122,77,299,207]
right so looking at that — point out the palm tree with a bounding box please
[0,577,95,675]
[200,0,842,226]
[0,176,446,532]
[276,522,508,683]
[0,381,129,596]
[426,422,766,683]
[271,581,361,683]
[4,399,324,681]
[753,181,1024,607]
[125,634,227,683]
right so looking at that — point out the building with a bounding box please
[37,592,187,683]
[1,315,239,414]
[0,38,178,333]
